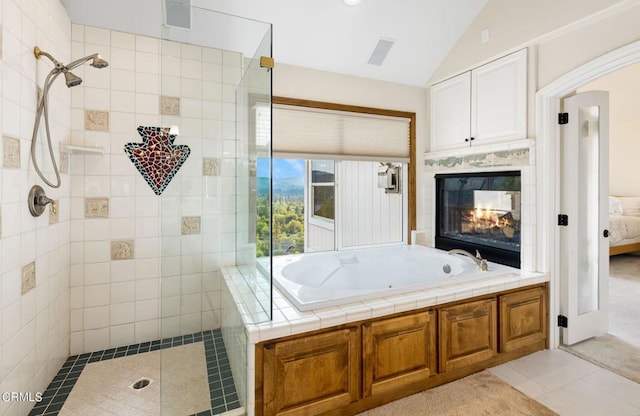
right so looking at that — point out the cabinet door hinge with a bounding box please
[558,112,569,125]
[557,315,568,328]
[558,214,568,226]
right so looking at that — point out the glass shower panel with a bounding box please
[158,6,272,415]
[235,28,273,322]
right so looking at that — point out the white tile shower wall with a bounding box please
[221,277,248,410]
[69,24,241,354]
[0,1,72,415]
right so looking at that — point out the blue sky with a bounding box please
[257,158,305,179]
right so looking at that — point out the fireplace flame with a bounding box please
[462,204,516,239]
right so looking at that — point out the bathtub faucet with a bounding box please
[447,249,489,272]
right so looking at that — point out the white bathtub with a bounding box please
[272,245,518,311]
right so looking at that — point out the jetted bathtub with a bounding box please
[272,244,518,311]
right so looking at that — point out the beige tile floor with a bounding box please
[59,342,211,416]
[53,343,639,416]
[491,349,640,416]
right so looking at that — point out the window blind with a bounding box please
[272,104,411,162]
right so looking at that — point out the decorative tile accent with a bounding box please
[182,216,201,235]
[21,262,36,295]
[160,96,180,116]
[3,136,20,168]
[124,126,191,196]
[49,200,59,225]
[414,231,429,246]
[202,158,220,176]
[425,148,529,171]
[59,150,69,174]
[111,240,134,260]
[85,198,109,218]
[85,110,109,131]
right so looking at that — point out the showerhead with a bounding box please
[90,54,109,69]
[63,71,83,88]
[34,46,109,77]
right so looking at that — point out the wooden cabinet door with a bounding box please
[262,327,359,416]
[363,311,436,397]
[500,286,547,352]
[430,72,472,150]
[471,48,527,144]
[439,298,497,373]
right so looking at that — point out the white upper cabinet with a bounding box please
[430,49,527,151]
[430,72,471,150]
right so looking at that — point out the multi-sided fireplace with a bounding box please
[435,171,521,268]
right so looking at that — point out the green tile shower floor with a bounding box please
[29,329,241,416]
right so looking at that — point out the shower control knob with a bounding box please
[603,229,610,238]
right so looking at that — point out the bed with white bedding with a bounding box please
[609,196,640,255]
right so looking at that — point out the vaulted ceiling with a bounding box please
[61,0,488,87]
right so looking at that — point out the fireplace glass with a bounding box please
[435,171,521,268]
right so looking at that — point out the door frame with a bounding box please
[537,40,640,348]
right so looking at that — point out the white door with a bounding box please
[560,90,610,345]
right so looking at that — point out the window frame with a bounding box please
[308,160,336,229]
[273,96,417,243]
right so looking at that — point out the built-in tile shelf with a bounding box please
[61,144,104,155]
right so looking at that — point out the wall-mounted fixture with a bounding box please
[164,0,191,29]
[31,46,109,188]
[368,38,395,66]
[28,185,57,217]
[378,163,400,194]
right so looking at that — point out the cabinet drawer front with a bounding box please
[263,328,359,416]
[439,299,497,372]
[500,287,547,352]
[363,311,436,396]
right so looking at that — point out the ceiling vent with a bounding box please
[367,38,395,66]
[164,0,191,30]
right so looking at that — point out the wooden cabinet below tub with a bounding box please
[256,283,548,416]
[499,286,548,352]
[261,327,360,416]
[363,311,436,397]
[439,298,498,373]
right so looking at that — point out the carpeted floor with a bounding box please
[561,334,640,383]
[356,370,558,416]
[561,254,640,384]
[608,254,640,348]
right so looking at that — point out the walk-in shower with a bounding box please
[30,46,108,189]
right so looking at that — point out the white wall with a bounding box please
[577,63,640,196]
[340,161,403,248]
[68,24,241,354]
[428,0,631,86]
[0,1,72,415]
[306,223,334,252]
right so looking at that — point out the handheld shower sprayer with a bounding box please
[30,46,109,189]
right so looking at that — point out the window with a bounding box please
[271,97,417,251]
[310,160,335,222]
